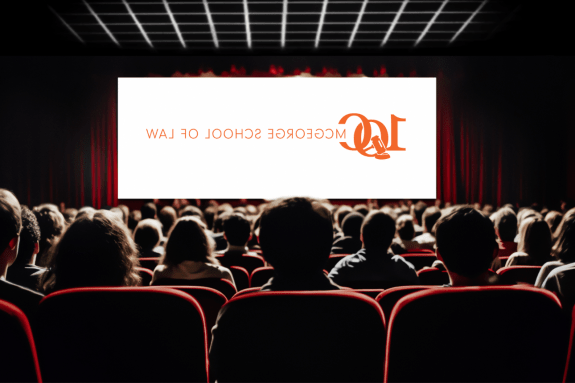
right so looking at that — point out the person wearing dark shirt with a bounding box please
[0,189,44,319]
[6,206,45,291]
[329,211,419,288]
[133,219,163,258]
[331,212,364,255]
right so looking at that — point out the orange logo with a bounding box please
[339,113,406,160]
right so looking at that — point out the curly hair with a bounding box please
[33,205,66,266]
[13,206,41,266]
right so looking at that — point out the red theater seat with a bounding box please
[563,305,575,382]
[417,267,450,285]
[250,266,274,288]
[36,287,208,383]
[0,300,42,383]
[406,248,435,254]
[229,266,250,291]
[385,286,568,383]
[376,286,435,321]
[135,266,153,286]
[352,289,386,299]
[401,254,437,270]
[233,286,261,298]
[209,291,386,382]
[138,257,160,271]
[152,278,237,300]
[496,266,542,285]
[216,254,265,274]
[325,254,350,271]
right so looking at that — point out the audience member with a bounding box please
[352,204,369,217]
[33,204,66,267]
[158,206,177,238]
[490,207,518,270]
[128,209,141,233]
[545,211,563,237]
[133,219,163,258]
[211,211,232,251]
[140,202,157,220]
[412,201,428,235]
[435,206,500,286]
[515,208,542,242]
[413,207,441,250]
[39,209,141,294]
[331,212,363,254]
[0,189,44,318]
[62,208,78,225]
[506,217,552,266]
[151,217,235,286]
[329,211,418,287]
[218,213,258,257]
[391,214,420,253]
[258,197,340,290]
[6,206,45,291]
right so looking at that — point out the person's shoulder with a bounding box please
[206,263,233,277]
[0,279,44,299]
[547,262,575,278]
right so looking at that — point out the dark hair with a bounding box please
[396,215,415,240]
[552,208,575,263]
[223,213,251,246]
[422,207,441,234]
[13,206,40,266]
[179,205,205,223]
[40,210,141,293]
[352,204,369,217]
[493,207,518,242]
[128,210,141,232]
[203,205,217,231]
[0,189,21,252]
[213,211,232,233]
[133,219,162,252]
[141,202,157,220]
[545,211,563,237]
[158,206,177,236]
[162,217,216,266]
[413,201,428,226]
[435,206,497,278]
[62,208,78,225]
[259,197,333,274]
[361,211,396,251]
[334,205,352,230]
[33,205,66,267]
[341,213,364,239]
[517,218,552,264]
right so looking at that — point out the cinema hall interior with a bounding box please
[1,0,574,382]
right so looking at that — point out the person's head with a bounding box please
[117,205,130,226]
[352,204,369,217]
[517,217,552,264]
[213,211,232,233]
[517,208,542,229]
[545,211,563,236]
[259,197,333,275]
[493,207,518,242]
[162,216,215,266]
[33,205,66,266]
[422,207,441,234]
[179,205,205,223]
[77,206,96,220]
[13,206,40,267]
[133,219,162,253]
[40,210,140,293]
[62,208,78,225]
[0,189,22,271]
[341,213,364,239]
[158,206,177,237]
[435,206,497,279]
[334,205,352,231]
[413,201,428,226]
[128,210,141,232]
[140,202,157,220]
[223,213,251,247]
[396,214,415,240]
[203,205,217,231]
[552,208,575,263]
[361,211,396,252]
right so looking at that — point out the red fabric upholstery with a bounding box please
[0,300,42,383]
[138,257,160,271]
[233,286,261,298]
[324,254,351,272]
[250,266,274,288]
[385,286,568,383]
[351,289,385,299]
[496,266,542,285]
[210,291,386,382]
[401,254,437,270]
[152,278,237,300]
[216,254,265,274]
[375,286,435,322]
[135,266,153,286]
[36,287,209,382]
[406,248,435,254]
[417,267,450,285]
[229,266,250,291]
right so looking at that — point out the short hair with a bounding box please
[493,207,518,241]
[162,217,214,266]
[341,213,364,239]
[413,201,428,226]
[0,189,21,252]
[213,211,232,233]
[422,207,441,234]
[334,205,352,230]
[361,211,396,251]
[203,205,217,231]
[179,205,204,222]
[552,208,575,263]
[13,206,40,266]
[517,217,551,264]
[40,210,141,293]
[140,202,157,220]
[396,215,415,240]
[223,213,251,246]
[128,210,141,232]
[435,206,497,278]
[545,211,563,236]
[259,197,333,274]
[33,205,66,265]
[352,204,369,217]
[133,219,162,252]
[158,206,177,236]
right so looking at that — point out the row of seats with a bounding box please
[2,285,573,382]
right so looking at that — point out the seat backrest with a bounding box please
[210,291,386,382]
[338,279,415,290]
[36,287,208,383]
[138,257,160,271]
[375,286,434,321]
[152,278,237,300]
[351,289,385,299]
[417,267,450,285]
[229,266,250,291]
[135,266,153,286]
[233,286,261,298]
[324,254,350,272]
[385,286,569,383]
[217,254,265,274]
[406,248,435,254]
[250,266,274,288]
[0,300,42,383]
[401,254,437,270]
[496,266,542,285]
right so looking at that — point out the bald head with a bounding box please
[0,189,21,252]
